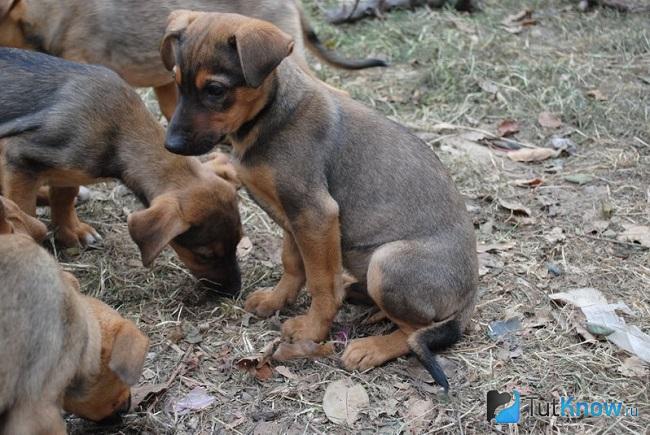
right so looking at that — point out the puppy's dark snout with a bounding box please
[165,131,192,155]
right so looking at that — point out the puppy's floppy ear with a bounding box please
[0,0,18,20]
[160,9,201,71]
[234,21,294,88]
[0,199,11,235]
[127,195,191,267]
[108,321,149,386]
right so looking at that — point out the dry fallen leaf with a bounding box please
[323,379,369,426]
[272,340,335,361]
[274,365,298,380]
[508,147,560,162]
[511,177,544,187]
[172,387,216,415]
[236,338,280,380]
[617,224,650,248]
[538,111,563,129]
[401,397,435,432]
[496,119,520,137]
[498,198,532,216]
[130,382,168,411]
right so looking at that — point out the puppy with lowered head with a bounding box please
[0,232,149,433]
[162,12,478,390]
[0,48,243,294]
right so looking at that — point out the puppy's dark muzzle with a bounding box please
[165,131,198,156]
[165,128,224,156]
[199,259,242,297]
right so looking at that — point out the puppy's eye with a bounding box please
[204,83,226,98]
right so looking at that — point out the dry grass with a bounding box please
[55,0,650,433]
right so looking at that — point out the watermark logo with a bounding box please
[486,390,521,424]
[486,389,639,424]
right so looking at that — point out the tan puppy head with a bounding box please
[161,11,294,156]
[0,195,47,241]
[127,173,243,295]
[63,294,149,422]
[0,0,32,49]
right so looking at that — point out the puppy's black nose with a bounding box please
[164,132,192,155]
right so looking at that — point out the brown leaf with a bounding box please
[538,111,563,129]
[130,382,168,411]
[236,338,281,380]
[508,147,560,162]
[496,119,520,137]
[254,364,273,381]
[510,177,544,187]
[498,198,531,216]
[272,340,335,361]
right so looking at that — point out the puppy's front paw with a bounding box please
[244,287,287,317]
[56,221,102,247]
[282,314,329,343]
[342,337,393,371]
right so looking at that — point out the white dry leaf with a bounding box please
[172,387,216,415]
[322,379,369,426]
[550,288,650,362]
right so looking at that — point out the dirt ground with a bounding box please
[57,0,650,433]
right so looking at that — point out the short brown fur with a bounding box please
[0,234,149,432]
[165,13,478,389]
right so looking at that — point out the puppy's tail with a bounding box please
[298,8,387,70]
[407,318,462,393]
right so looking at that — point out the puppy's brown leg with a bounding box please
[154,82,178,120]
[49,185,101,246]
[281,198,344,342]
[245,230,305,317]
[3,169,40,217]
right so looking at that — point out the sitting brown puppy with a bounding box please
[0,233,149,432]
[162,12,478,390]
[0,48,243,294]
[0,0,385,119]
